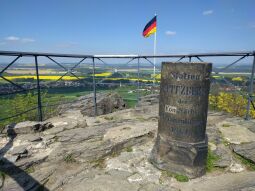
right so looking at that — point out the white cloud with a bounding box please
[5,36,20,41]
[165,31,176,36]
[21,38,35,43]
[203,10,214,16]
[4,36,35,43]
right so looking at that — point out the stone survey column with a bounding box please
[150,62,212,178]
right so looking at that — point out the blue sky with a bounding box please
[0,0,254,56]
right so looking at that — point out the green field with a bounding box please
[0,85,152,129]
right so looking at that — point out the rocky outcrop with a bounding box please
[1,96,255,191]
[59,92,126,116]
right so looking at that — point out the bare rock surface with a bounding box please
[1,94,255,191]
[217,118,255,144]
[213,144,233,168]
[232,142,255,163]
[175,171,255,191]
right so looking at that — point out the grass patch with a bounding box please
[63,154,76,163]
[110,150,120,158]
[136,117,146,122]
[160,170,189,182]
[222,138,230,146]
[125,146,133,152]
[233,153,255,171]
[0,171,5,184]
[222,123,231,127]
[91,158,106,169]
[174,174,189,182]
[25,166,35,174]
[104,116,114,120]
[206,147,220,172]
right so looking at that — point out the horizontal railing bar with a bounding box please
[0,50,254,59]
[0,51,92,58]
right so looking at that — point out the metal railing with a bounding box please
[0,50,254,125]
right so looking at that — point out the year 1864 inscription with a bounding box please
[150,62,212,178]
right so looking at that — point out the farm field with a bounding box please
[0,85,150,128]
[0,63,254,129]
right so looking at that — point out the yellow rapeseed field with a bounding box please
[2,75,84,81]
[94,72,112,77]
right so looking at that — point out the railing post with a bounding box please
[137,57,140,105]
[189,56,192,62]
[92,57,97,116]
[34,56,43,121]
[245,53,255,120]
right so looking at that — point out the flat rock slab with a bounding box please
[45,110,87,131]
[19,134,42,142]
[213,144,232,168]
[3,121,53,135]
[174,171,255,191]
[232,142,255,163]
[9,145,28,155]
[103,121,157,144]
[218,121,255,144]
[61,173,140,191]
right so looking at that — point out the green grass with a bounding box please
[174,174,189,182]
[0,84,151,130]
[206,148,220,172]
[25,166,35,174]
[104,116,114,120]
[125,146,133,152]
[0,171,5,181]
[160,170,189,182]
[222,123,231,127]
[63,154,76,163]
[91,158,106,169]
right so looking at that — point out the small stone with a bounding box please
[209,142,217,151]
[127,173,143,183]
[26,135,42,142]
[5,155,19,163]
[229,163,245,173]
[10,145,28,156]
[214,144,232,168]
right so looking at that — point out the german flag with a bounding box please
[143,16,157,38]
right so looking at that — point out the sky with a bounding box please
[0,0,254,56]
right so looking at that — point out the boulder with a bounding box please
[3,121,53,135]
[59,93,126,116]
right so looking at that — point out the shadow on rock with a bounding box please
[0,124,49,191]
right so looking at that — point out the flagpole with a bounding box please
[153,14,157,85]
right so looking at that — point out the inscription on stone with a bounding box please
[164,105,177,114]
[150,62,212,178]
